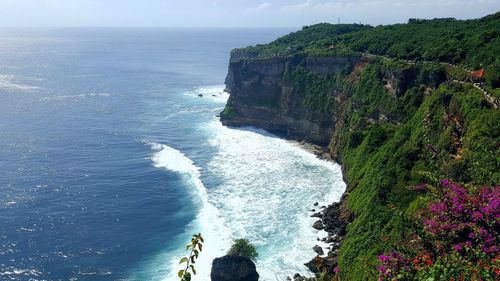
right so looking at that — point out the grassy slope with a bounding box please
[230,12,499,279]
[236,12,500,87]
[337,68,499,279]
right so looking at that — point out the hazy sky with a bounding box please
[0,0,499,27]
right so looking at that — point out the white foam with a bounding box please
[0,267,43,277]
[162,106,211,121]
[185,85,229,103]
[203,119,346,280]
[161,86,227,121]
[144,141,232,281]
[141,121,345,281]
[41,92,111,102]
[139,86,345,280]
[150,144,200,177]
[0,74,41,91]
[5,200,16,206]
[81,93,110,97]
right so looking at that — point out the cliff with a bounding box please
[220,15,500,280]
[221,53,448,154]
[221,55,359,145]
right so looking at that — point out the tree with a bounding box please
[227,239,258,261]
[486,64,500,88]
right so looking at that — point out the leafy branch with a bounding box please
[178,233,204,281]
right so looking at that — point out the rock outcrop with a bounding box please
[210,255,259,281]
[221,55,359,146]
[304,193,352,273]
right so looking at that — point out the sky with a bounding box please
[0,0,499,28]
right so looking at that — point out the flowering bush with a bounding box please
[424,180,499,257]
[376,251,435,280]
[377,180,500,280]
[376,251,412,280]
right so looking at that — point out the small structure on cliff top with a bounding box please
[470,68,485,83]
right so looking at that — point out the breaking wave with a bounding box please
[146,141,232,281]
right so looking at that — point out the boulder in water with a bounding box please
[312,220,324,230]
[313,245,324,255]
[310,212,322,218]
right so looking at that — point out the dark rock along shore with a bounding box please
[305,194,352,273]
[220,53,359,275]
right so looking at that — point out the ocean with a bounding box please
[0,28,346,281]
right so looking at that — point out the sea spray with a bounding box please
[0,29,299,281]
[148,141,232,281]
[144,85,346,281]
[204,118,346,279]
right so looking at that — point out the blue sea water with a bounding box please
[0,28,346,281]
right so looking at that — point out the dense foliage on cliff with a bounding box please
[234,12,500,87]
[376,180,499,280]
[341,13,500,68]
[333,65,499,279]
[227,239,258,261]
[223,11,500,281]
[237,23,370,58]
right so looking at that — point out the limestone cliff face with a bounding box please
[219,52,459,279]
[221,55,359,146]
[220,53,447,150]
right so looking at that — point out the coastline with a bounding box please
[293,141,351,278]
[217,12,500,279]
[207,117,346,280]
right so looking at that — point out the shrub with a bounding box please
[178,233,204,281]
[486,64,500,88]
[376,180,500,280]
[227,239,258,261]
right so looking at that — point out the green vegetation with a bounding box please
[332,76,499,279]
[221,103,236,118]
[224,12,500,280]
[283,65,339,113]
[342,15,500,68]
[178,233,204,281]
[227,239,258,261]
[375,180,499,280]
[235,12,499,88]
[232,24,369,60]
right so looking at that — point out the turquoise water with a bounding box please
[0,28,345,280]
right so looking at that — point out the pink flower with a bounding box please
[377,181,500,278]
[334,266,340,274]
[441,179,450,187]
[378,255,391,263]
[471,211,483,221]
[429,202,446,213]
